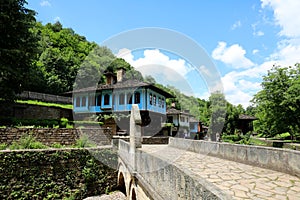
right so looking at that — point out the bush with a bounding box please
[222,134,242,142]
[50,143,65,148]
[274,132,291,140]
[0,117,60,128]
[8,134,48,150]
[0,143,7,150]
[74,135,96,148]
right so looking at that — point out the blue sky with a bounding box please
[28,0,300,107]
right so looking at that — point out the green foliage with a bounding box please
[8,134,48,150]
[16,99,73,109]
[0,117,75,128]
[222,134,242,143]
[73,135,96,148]
[50,143,65,148]
[28,22,96,94]
[0,117,61,127]
[0,143,7,150]
[0,0,39,100]
[0,148,118,199]
[208,92,227,141]
[274,132,291,140]
[252,64,300,139]
[60,117,70,128]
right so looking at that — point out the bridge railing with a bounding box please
[118,139,231,200]
[169,137,300,177]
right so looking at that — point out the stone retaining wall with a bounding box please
[0,147,118,199]
[169,137,300,177]
[0,128,112,146]
[0,102,73,120]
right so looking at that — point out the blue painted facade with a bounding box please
[73,87,167,114]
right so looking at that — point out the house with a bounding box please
[237,114,257,134]
[71,68,174,135]
[166,108,191,137]
[189,117,207,140]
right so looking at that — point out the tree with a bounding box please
[207,92,226,141]
[252,64,300,139]
[75,45,115,89]
[144,75,156,84]
[222,103,239,135]
[30,22,96,94]
[0,0,38,100]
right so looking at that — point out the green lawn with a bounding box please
[17,100,73,109]
[249,138,268,146]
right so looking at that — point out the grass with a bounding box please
[16,99,73,109]
[249,138,268,146]
[0,134,96,150]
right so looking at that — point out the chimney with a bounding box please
[104,72,115,85]
[117,68,126,82]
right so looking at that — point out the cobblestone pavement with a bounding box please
[141,145,300,200]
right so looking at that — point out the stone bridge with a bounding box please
[115,105,300,199]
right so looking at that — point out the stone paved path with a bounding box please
[141,145,300,200]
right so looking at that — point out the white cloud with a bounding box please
[231,20,241,30]
[252,49,259,54]
[40,0,51,7]
[261,0,300,38]
[221,70,263,107]
[260,0,300,67]
[117,49,192,80]
[212,42,254,69]
[254,30,264,36]
[198,65,212,77]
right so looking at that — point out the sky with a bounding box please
[27,0,300,108]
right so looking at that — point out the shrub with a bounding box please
[8,134,48,150]
[222,134,241,142]
[74,135,96,148]
[274,132,291,140]
[50,143,65,148]
[0,143,7,150]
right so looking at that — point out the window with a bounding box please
[149,93,152,105]
[158,97,161,107]
[167,116,173,123]
[104,94,110,105]
[162,98,165,108]
[180,116,185,122]
[96,95,101,106]
[127,93,133,104]
[119,93,125,105]
[75,97,80,107]
[153,95,156,106]
[89,95,95,106]
[134,92,140,104]
[82,96,86,107]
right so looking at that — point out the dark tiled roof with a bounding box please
[189,117,199,123]
[239,114,257,120]
[68,80,174,98]
[167,108,192,116]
